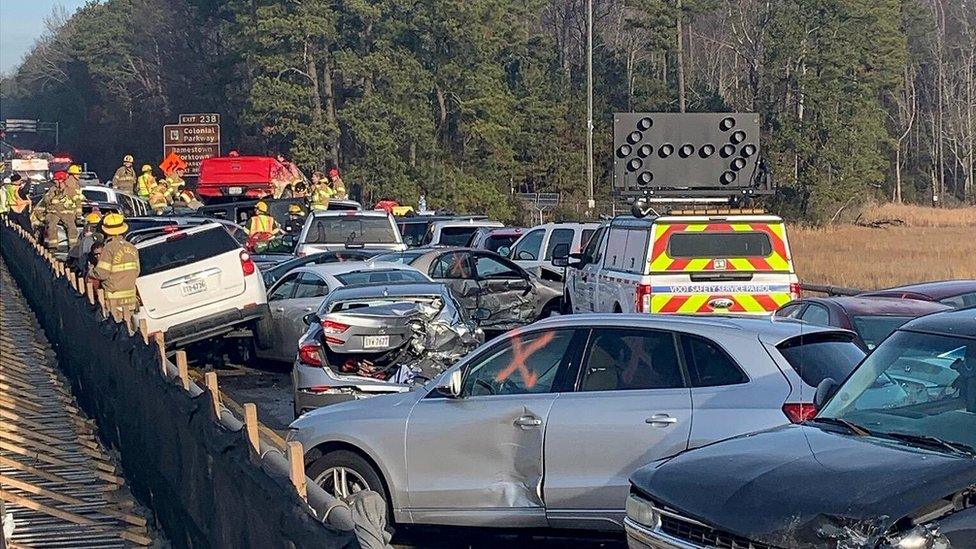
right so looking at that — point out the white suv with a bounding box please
[296,211,407,256]
[133,223,270,347]
[509,222,599,281]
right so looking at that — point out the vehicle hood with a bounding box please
[632,424,976,548]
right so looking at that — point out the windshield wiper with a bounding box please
[880,432,976,457]
[806,417,872,436]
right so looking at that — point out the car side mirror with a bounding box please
[552,256,569,268]
[436,369,463,398]
[471,308,491,321]
[303,312,320,326]
[814,378,839,409]
[497,246,511,257]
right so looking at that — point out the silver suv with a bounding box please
[295,211,406,255]
[288,314,865,531]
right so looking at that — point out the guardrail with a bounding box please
[799,283,862,297]
[0,219,362,549]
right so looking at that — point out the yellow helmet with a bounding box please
[288,204,304,215]
[101,213,128,236]
[123,155,134,163]
[85,212,102,224]
[255,201,269,213]
[67,165,82,175]
[141,164,153,173]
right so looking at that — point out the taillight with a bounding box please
[166,232,188,242]
[322,320,349,334]
[635,284,652,313]
[240,250,256,276]
[782,402,817,423]
[790,282,802,300]
[298,342,323,366]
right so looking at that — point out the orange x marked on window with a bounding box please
[495,331,555,389]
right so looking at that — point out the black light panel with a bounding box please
[613,113,761,192]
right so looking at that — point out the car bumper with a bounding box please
[624,517,701,549]
[292,361,408,416]
[163,303,270,347]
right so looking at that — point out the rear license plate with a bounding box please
[363,335,390,349]
[181,279,207,296]
[228,187,243,195]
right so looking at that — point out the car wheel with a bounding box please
[308,450,389,504]
[561,295,573,315]
[540,300,561,319]
[253,315,274,350]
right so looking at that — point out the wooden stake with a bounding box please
[97,289,107,317]
[205,372,221,419]
[138,319,149,344]
[68,270,76,287]
[77,276,86,294]
[175,351,189,391]
[287,441,308,502]
[86,281,95,304]
[154,332,166,373]
[244,403,260,455]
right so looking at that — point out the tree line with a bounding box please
[1,0,973,222]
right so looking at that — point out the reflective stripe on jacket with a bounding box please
[247,214,278,235]
[137,174,156,198]
[92,237,140,301]
[113,166,137,191]
[310,184,335,211]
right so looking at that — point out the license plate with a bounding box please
[228,187,243,195]
[363,335,390,349]
[181,279,207,296]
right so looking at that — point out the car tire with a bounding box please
[308,450,390,510]
[561,295,573,315]
[540,300,561,319]
[253,315,274,350]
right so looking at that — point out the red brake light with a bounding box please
[790,282,802,300]
[298,342,323,366]
[635,284,652,313]
[782,402,817,424]
[163,225,179,233]
[240,250,256,276]
[166,232,188,242]
[322,320,349,334]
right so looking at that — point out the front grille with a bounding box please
[658,511,774,549]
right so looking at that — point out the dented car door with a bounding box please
[472,253,536,329]
[425,251,480,317]
[403,328,582,526]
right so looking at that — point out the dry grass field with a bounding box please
[790,205,976,290]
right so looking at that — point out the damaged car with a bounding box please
[625,307,976,549]
[292,282,483,415]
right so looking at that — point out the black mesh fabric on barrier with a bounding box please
[1,225,359,549]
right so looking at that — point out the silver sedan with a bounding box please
[287,314,865,532]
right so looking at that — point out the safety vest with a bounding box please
[310,184,335,211]
[247,213,277,235]
[93,237,140,302]
[137,174,156,198]
[10,185,30,214]
[0,186,8,213]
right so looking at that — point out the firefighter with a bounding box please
[246,201,281,235]
[164,167,186,199]
[283,204,306,234]
[309,172,335,211]
[8,174,33,231]
[148,182,170,214]
[137,165,156,199]
[43,165,83,250]
[67,212,103,274]
[92,213,140,318]
[173,183,202,209]
[113,155,138,194]
[329,168,348,200]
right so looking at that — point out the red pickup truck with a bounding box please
[197,155,305,204]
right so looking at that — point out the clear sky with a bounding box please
[0,0,91,75]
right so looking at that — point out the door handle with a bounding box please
[645,414,678,427]
[274,307,284,312]
[514,415,542,429]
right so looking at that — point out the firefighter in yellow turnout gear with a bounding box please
[92,213,140,317]
[113,155,138,194]
[309,172,335,212]
[247,201,281,235]
[137,165,156,200]
[44,165,84,250]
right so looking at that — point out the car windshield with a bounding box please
[818,330,976,453]
[851,315,914,350]
[372,250,427,264]
[334,269,428,285]
[305,216,397,245]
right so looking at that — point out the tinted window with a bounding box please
[668,232,772,258]
[334,269,427,285]
[851,316,914,350]
[940,292,976,309]
[293,273,329,298]
[581,329,683,391]
[397,222,429,247]
[580,229,595,249]
[429,252,473,279]
[545,229,575,261]
[777,333,865,386]
[438,226,479,246]
[82,189,109,202]
[681,336,749,387]
[138,228,239,277]
[801,304,831,326]
[582,227,606,263]
[484,234,520,253]
[776,304,804,318]
[462,330,575,397]
[269,273,300,301]
[304,216,397,245]
[474,255,520,279]
[372,250,428,264]
[512,229,544,261]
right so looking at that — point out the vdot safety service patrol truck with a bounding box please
[562,210,800,315]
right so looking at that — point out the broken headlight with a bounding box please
[882,524,951,549]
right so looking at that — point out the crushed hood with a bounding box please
[632,424,976,548]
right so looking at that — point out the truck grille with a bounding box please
[658,510,774,549]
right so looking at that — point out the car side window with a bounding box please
[680,335,749,387]
[293,273,329,299]
[545,229,575,261]
[776,303,805,319]
[801,304,830,326]
[429,252,474,280]
[474,254,521,280]
[462,329,576,397]
[940,292,976,308]
[582,227,606,264]
[269,273,300,301]
[512,229,544,261]
[580,329,684,391]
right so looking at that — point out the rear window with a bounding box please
[439,227,479,246]
[851,316,913,350]
[776,333,865,386]
[139,228,240,277]
[484,234,519,253]
[305,216,397,245]
[334,269,428,285]
[399,222,430,247]
[668,231,772,258]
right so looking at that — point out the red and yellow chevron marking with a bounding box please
[651,292,792,314]
[649,223,791,272]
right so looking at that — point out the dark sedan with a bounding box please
[625,307,976,549]
[776,296,951,350]
[261,249,382,286]
[861,280,976,309]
